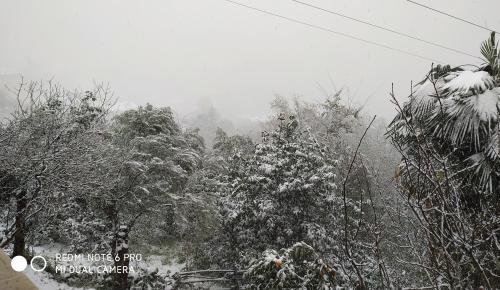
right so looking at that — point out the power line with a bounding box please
[221,0,444,64]
[406,0,499,34]
[292,0,479,59]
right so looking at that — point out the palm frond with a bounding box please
[480,32,500,77]
[429,86,500,149]
[442,71,495,94]
[485,130,499,161]
[466,152,495,193]
[388,33,500,197]
[480,32,498,65]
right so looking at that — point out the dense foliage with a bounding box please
[211,117,346,267]
[244,242,339,289]
[0,34,498,290]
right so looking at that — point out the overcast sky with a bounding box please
[1,0,499,122]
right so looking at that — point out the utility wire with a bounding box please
[221,0,444,64]
[293,0,479,59]
[407,0,499,34]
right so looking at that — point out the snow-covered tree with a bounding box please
[263,96,398,288]
[387,33,500,288]
[0,81,112,258]
[94,104,203,289]
[179,128,255,269]
[212,116,348,271]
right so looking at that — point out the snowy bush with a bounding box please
[244,242,339,289]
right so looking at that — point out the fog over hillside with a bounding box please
[1,0,498,122]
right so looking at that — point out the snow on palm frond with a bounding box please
[430,81,499,147]
[467,87,500,122]
[386,66,454,140]
[410,78,443,118]
[442,71,495,95]
[433,71,499,192]
[388,62,499,193]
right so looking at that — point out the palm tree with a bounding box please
[387,33,500,288]
[388,33,499,198]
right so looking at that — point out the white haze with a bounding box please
[1,0,499,122]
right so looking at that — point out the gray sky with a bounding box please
[1,0,499,121]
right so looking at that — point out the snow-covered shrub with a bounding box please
[244,242,339,289]
[129,268,167,290]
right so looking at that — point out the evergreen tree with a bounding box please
[181,128,255,269]
[214,116,347,269]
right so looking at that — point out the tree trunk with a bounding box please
[12,191,27,257]
[111,224,130,290]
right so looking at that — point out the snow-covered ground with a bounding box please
[14,243,185,289]
[25,268,96,290]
